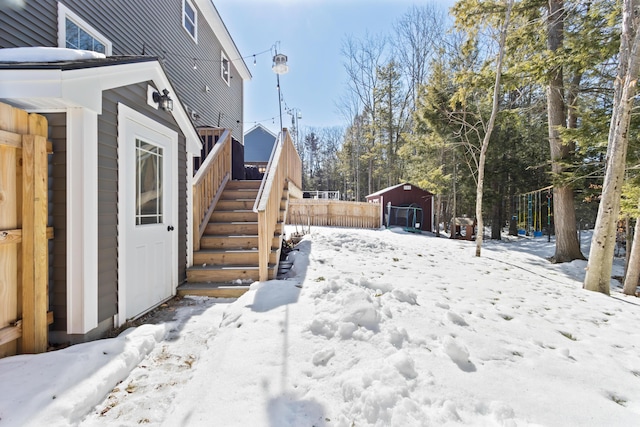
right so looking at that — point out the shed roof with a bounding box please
[366,182,433,198]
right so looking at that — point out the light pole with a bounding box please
[286,107,302,149]
[272,50,289,133]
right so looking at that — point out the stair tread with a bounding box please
[179,282,251,289]
[202,234,259,237]
[195,248,276,253]
[207,221,259,225]
[189,264,275,269]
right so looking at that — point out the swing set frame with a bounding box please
[515,185,553,237]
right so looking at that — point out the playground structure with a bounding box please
[514,185,553,237]
[386,203,423,233]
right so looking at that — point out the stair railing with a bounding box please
[253,129,302,281]
[192,128,231,251]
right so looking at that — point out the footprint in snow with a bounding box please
[442,336,476,372]
[446,311,468,327]
[312,348,335,366]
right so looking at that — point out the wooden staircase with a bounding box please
[178,180,284,298]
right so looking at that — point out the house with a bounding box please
[243,123,277,175]
[0,0,252,346]
[366,183,434,232]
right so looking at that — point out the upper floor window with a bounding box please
[57,3,112,55]
[183,0,198,42]
[221,51,230,85]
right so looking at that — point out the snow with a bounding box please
[1,226,640,426]
[0,47,106,62]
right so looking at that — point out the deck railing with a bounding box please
[253,129,302,281]
[192,128,231,251]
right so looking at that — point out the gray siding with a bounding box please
[0,0,244,142]
[245,127,277,162]
[45,113,67,332]
[0,0,57,47]
[44,84,188,333]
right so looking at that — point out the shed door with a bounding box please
[118,105,178,323]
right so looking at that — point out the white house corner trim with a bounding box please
[186,155,194,267]
[66,108,99,334]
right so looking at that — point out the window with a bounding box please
[136,139,163,225]
[57,3,112,55]
[221,51,230,85]
[183,0,197,42]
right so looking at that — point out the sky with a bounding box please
[214,0,456,135]
[2,226,640,426]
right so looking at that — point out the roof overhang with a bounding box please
[195,0,251,81]
[244,123,277,139]
[0,58,202,154]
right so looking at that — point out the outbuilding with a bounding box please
[243,123,277,175]
[366,183,434,232]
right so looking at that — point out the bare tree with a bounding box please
[475,0,513,257]
[342,33,387,196]
[393,4,448,108]
[584,0,640,295]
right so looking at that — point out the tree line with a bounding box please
[292,0,640,296]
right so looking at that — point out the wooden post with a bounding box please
[21,114,48,353]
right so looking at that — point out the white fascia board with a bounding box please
[195,0,251,81]
[0,69,64,98]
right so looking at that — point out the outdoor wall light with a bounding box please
[272,53,289,75]
[153,89,174,112]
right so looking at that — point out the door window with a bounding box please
[135,139,163,225]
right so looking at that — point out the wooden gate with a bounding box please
[0,102,51,357]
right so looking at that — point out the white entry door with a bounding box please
[118,104,178,324]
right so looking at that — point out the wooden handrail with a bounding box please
[253,129,302,281]
[192,129,232,251]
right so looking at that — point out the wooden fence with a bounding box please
[287,199,381,229]
[0,101,52,357]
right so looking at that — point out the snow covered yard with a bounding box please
[1,227,639,426]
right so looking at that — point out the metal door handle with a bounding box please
[167,225,175,231]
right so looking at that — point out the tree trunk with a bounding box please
[584,0,640,295]
[475,0,512,257]
[491,202,502,240]
[435,194,441,237]
[547,0,585,263]
[623,215,640,295]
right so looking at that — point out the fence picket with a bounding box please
[287,200,380,229]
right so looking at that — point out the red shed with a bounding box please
[366,183,434,232]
